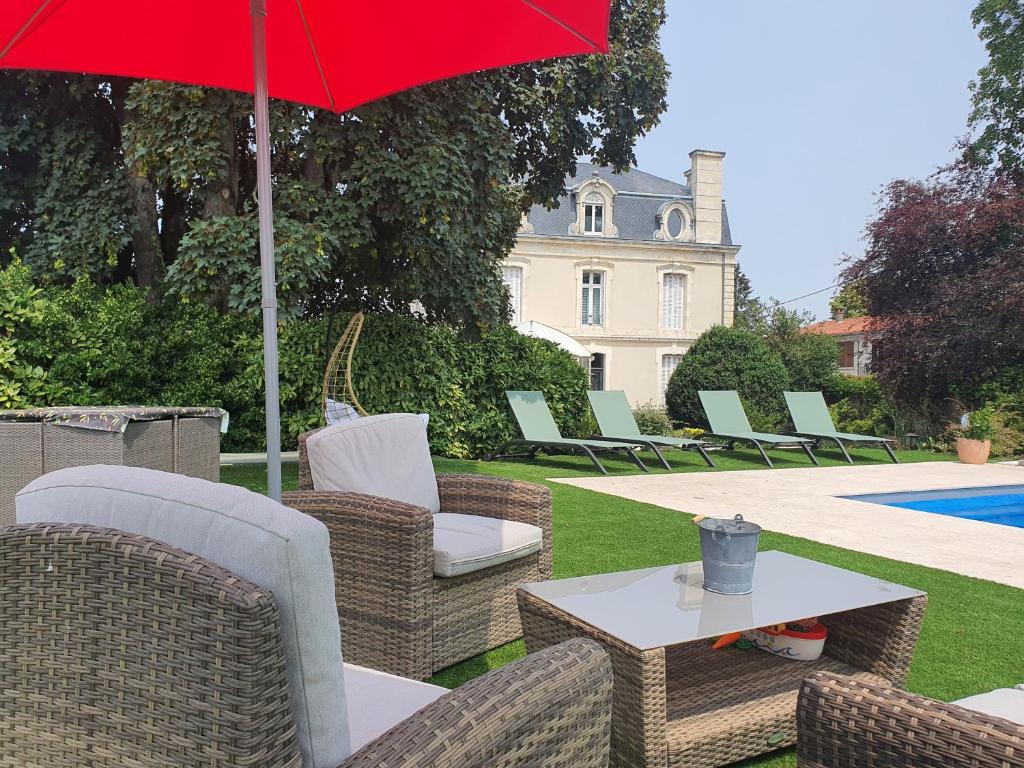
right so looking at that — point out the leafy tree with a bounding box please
[732,262,763,330]
[829,280,869,318]
[968,0,1024,175]
[841,167,1024,406]
[0,0,668,330]
[747,301,841,398]
[665,325,789,430]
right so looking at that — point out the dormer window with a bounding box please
[583,193,605,234]
[654,201,695,242]
[569,175,618,237]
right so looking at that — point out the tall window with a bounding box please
[502,265,523,325]
[662,273,685,330]
[661,354,683,397]
[838,341,855,368]
[590,353,606,391]
[583,192,604,234]
[581,270,604,325]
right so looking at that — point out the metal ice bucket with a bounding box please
[696,513,761,595]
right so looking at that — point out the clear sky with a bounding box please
[631,1,988,319]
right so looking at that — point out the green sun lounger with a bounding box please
[586,390,714,469]
[784,391,898,464]
[698,390,818,468]
[502,391,648,474]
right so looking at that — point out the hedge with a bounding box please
[1,262,588,457]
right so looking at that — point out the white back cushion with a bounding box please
[307,413,440,514]
[16,465,350,768]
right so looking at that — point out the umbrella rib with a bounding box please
[518,0,601,51]
[0,0,59,61]
[295,0,335,111]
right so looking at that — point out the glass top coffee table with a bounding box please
[517,551,926,768]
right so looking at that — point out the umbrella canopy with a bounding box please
[515,321,591,360]
[1,1,610,112]
[1,0,611,500]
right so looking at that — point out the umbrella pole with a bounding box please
[251,0,282,501]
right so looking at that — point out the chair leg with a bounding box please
[648,443,672,470]
[578,445,608,475]
[624,448,649,472]
[802,442,820,466]
[883,442,900,463]
[753,441,774,468]
[836,439,854,464]
[696,445,715,468]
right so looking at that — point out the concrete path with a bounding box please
[554,462,1024,589]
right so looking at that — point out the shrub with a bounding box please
[0,259,53,408]
[828,375,895,437]
[632,402,672,436]
[665,326,789,430]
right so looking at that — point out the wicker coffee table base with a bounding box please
[519,590,927,768]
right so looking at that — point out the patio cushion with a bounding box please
[432,512,543,577]
[343,662,446,753]
[16,465,350,768]
[954,687,1024,725]
[306,413,440,514]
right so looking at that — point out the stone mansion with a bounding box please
[504,149,741,405]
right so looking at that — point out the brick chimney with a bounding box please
[685,149,725,244]
[833,309,846,322]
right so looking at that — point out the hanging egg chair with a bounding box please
[321,312,370,424]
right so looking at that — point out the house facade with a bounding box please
[802,313,881,376]
[503,149,741,405]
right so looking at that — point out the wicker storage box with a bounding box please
[0,407,224,523]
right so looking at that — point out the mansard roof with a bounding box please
[523,162,733,245]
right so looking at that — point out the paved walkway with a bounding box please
[554,462,1024,589]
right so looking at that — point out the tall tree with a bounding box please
[842,168,1024,404]
[732,263,762,329]
[968,0,1024,175]
[0,0,668,329]
[829,280,868,318]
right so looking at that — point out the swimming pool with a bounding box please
[843,485,1024,529]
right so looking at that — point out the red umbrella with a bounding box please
[1,0,611,499]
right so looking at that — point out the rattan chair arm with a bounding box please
[282,490,435,678]
[296,428,328,490]
[0,524,301,767]
[337,638,613,768]
[436,473,553,578]
[796,672,1024,768]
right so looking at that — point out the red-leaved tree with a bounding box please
[843,168,1024,408]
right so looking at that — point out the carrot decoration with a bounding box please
[711,632,742,650]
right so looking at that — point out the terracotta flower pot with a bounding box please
[956,437,991,465]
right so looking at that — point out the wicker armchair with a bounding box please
[797,672,1024,768]
[286,428,553,679]
[0,523,612,768]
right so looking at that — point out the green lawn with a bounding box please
[222,447,1023,768]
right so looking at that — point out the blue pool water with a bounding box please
[843,485,1024,529]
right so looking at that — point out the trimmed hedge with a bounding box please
[2,264,588,456]
[665,325,789,431]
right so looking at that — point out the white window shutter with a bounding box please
[662,274,684,330]
[502,266,522,324]
[661,354,684,396]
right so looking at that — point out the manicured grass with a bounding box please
[222,447,1022,768]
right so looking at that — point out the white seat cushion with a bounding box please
[432,512,543,577]
[16,465,350,768]
[344,663,446,753]
[954,687,1024,725]
[307,413,440,514]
